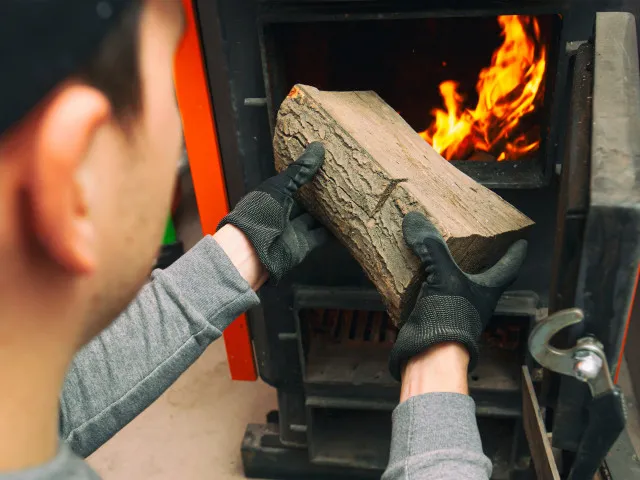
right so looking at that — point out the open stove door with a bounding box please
[532,11,640,480]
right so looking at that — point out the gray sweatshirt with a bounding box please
[1,236,492,479]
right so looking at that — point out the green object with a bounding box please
[163,218,177,245]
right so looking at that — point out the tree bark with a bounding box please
[274,84,534,324]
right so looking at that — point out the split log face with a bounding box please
[274,85,534,324]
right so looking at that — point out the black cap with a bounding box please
[0,1,132,136]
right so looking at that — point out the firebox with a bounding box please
[189,1,640,479]
[262,14,560,188]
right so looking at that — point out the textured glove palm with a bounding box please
[218,142,327,281]
[389,212,528,380]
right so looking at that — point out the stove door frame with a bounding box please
[545,11,640,477]
[257,4,577,189]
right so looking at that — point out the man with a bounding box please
[0,1,526,479]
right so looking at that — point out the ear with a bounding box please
[27,84,110,274]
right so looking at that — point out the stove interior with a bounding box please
[267,15,559,168]
[260,13,563,296]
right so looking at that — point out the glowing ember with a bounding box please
[420,15,547,161]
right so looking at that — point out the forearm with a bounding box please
[383,344,492,480]
[60,235,260,457]
[400,343,470,400]
[384,210,525,479]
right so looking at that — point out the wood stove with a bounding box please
[190,1,640,478]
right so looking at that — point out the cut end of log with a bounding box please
[274,84,534,324]
[287,85,302,99]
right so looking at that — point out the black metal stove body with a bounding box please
[192,1,640,478]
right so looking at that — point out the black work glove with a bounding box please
[218,142,328,281]
[389,212,528,380]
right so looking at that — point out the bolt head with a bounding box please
[573,350,603,380]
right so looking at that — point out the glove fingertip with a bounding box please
[294,142,325,169]
[510,239,528,260]
[402,211,442,238]
[290,212,315,229]
[402,211,447,260]
[288,142,326,188]
[305,141,325,160]
[402,212,426,247]
[472,238,528,288]
[502,239,528,273]
[307,226,329,251]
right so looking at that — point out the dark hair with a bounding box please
[80,1,143,122]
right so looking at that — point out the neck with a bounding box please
[0,344,70,471]
[0,285,80,472]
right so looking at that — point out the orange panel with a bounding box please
[614,263,640,384]
[174,0,257,381]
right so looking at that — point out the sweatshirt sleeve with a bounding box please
[59,235,260,457]
[382,392,492,480]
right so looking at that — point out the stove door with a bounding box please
[548,11,640,478]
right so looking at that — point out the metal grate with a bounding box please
[301,308,397,344]
[482,316,528,351]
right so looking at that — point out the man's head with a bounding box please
[0,0,186,346]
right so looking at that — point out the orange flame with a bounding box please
[420,15,547,161]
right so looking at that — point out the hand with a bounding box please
[218,142,328,281]
[389,212,527,380]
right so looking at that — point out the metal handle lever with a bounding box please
[568,387,626,480]
[528,308,626,479]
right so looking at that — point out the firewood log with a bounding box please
[274,85,533,324]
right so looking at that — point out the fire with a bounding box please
[420,15,547,161]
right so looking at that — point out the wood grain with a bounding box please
[522,366,561,480]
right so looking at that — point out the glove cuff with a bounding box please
[217,192,288,282]
[388,294,484,381]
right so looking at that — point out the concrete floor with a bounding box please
[87,168,640,479]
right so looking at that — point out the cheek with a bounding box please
[135,5,184,235]
[140,69,182,212]
[145,80,182,172]
[140,24,183,177]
